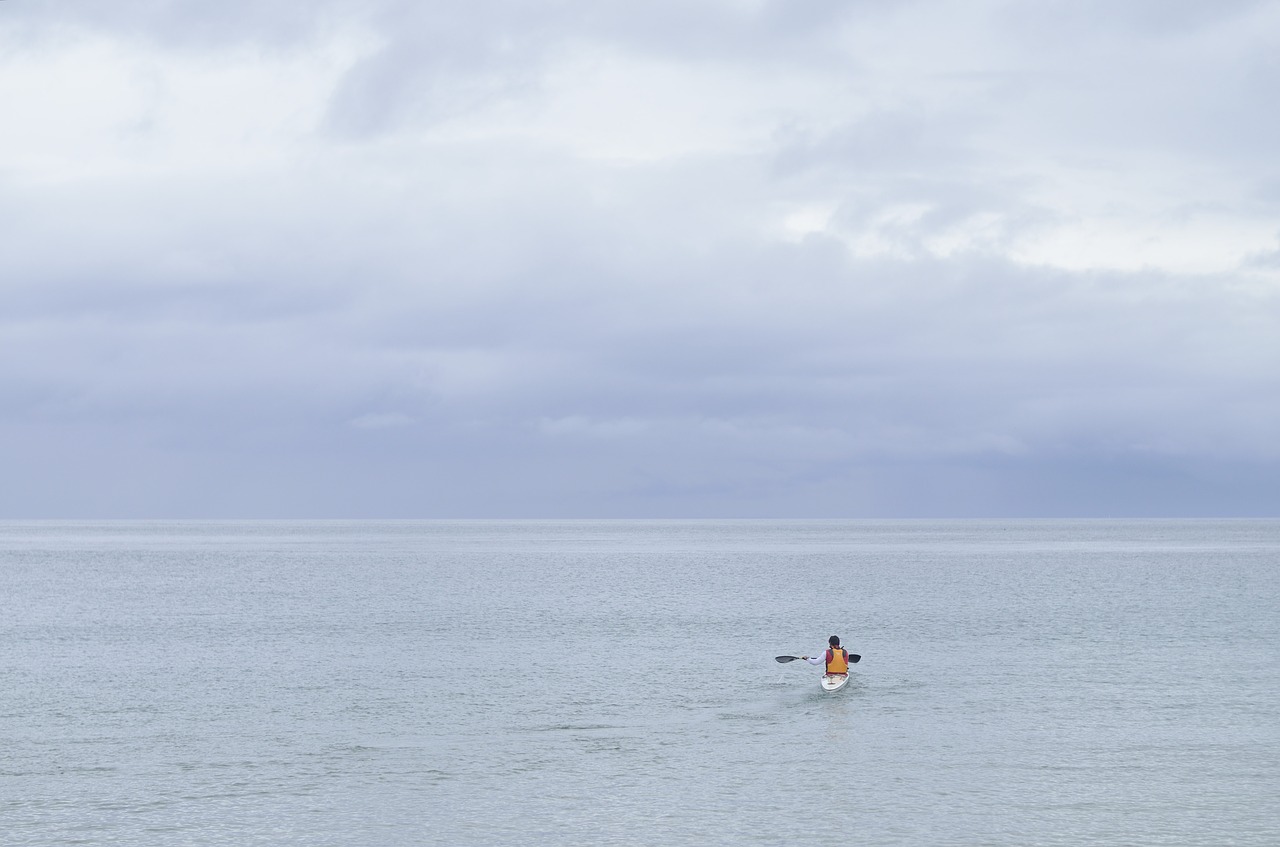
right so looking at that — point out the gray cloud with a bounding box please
[2,1,1278,516]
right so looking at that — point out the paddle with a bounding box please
[775,654,861,664]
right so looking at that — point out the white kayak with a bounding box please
[820,673,849,692]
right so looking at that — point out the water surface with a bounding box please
[3,520,1278,845]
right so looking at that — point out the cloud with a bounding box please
[1,1,1278,516]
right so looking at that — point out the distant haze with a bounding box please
[2,1,1278,517]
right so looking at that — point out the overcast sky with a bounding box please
[2,0,1278,518]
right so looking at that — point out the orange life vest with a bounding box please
[826,647,849,675]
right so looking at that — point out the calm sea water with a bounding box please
[2,520,1278,846]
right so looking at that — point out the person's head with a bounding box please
[828,635,840,647]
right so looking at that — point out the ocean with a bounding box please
[3,519,1278,845]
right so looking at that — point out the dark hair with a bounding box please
[828,635,840,647]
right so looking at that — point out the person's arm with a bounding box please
[803,653,824,666]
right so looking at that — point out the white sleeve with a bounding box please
[804,653,824,666]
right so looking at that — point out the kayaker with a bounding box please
[802,635,852,676]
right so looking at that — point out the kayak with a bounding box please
[820,673,849,692]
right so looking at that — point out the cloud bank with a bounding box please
[2,0,1278,516]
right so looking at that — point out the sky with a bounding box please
[2,0,1278,518]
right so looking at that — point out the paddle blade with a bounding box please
[850,654,861,663]
[775,655,802,663]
